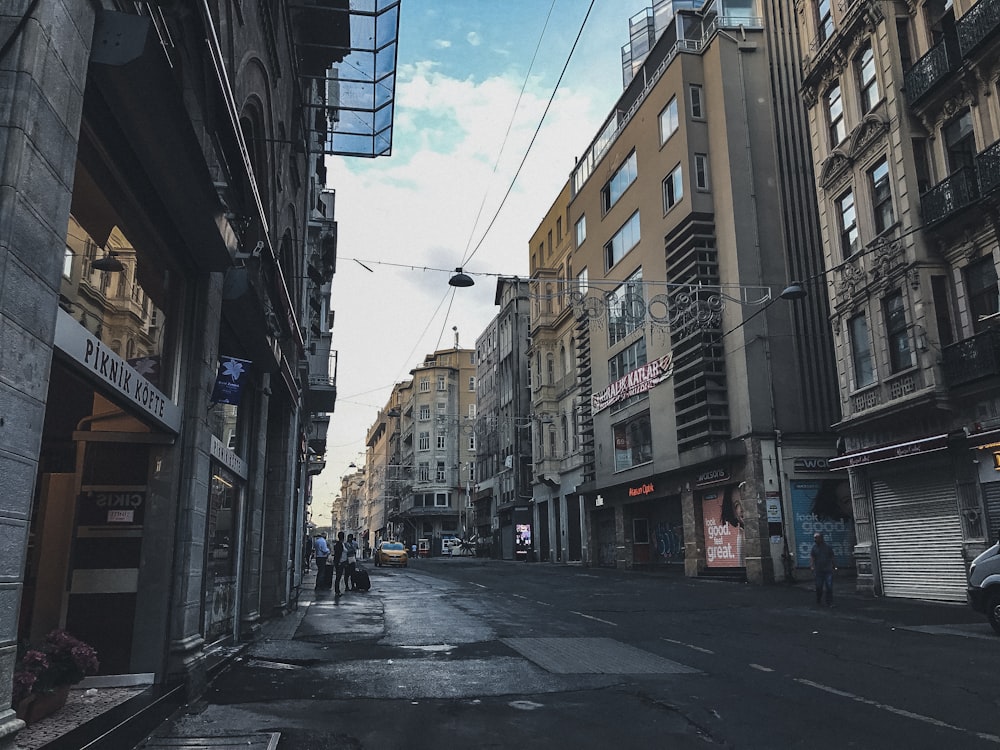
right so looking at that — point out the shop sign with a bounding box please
[793,457,831,472]
[827,434,948,469]
[211,435,248,479]
[695,468,730,487]
[55,310,180,433]
[765,493,782,522]
[628,482,655,498]
[591,353,674,413]
[77,490,145,526]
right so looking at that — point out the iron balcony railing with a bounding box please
[942,329,1000,388]
[920,166,980,225]
[904,38,960,104]
[977,138,1000,197]
[957,0,1000,57]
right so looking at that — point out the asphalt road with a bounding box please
[141,558,1000,750]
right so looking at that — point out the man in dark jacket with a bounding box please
[332,531,347,596]
[810,532,836,606]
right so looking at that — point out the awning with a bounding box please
[828,434,950,470]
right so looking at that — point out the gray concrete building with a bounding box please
[0,2,398,745]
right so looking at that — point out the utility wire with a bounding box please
[460,0,597,270]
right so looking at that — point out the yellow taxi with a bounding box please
[374,541,408,567]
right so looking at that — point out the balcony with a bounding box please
[957,0,1000,57]
[904,38,960,105]
[306,350,338,413]
[920,166,980,225]
[977,139,1000,197]
[942,330,1000,388]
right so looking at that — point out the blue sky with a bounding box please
[315,1,644,519]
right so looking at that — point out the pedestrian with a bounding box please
[313,532,331,590]
[333,531,347,596]
[810,531,836,606]
[345,533,358,591]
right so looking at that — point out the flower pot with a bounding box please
[16,686,70,726]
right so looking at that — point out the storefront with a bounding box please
[831,436,969,602]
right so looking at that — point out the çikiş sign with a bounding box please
[592,353,674,413]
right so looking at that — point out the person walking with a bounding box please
[332,531,347,596]
[810,532,836,606]
[313,533,331,590]
[345,534,359,591]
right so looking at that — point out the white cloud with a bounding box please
[313,8,627,523]
[466,31,482,47]
[432,39,451,49]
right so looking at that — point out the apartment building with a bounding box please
[798,0,1000,601]
[529,182,590,563]
[552,0,839,583]
[0,3,398,742]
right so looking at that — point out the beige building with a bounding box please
[539,0,840,584]
[798,0,1000,601]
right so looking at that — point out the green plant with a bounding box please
[12,630,99,705]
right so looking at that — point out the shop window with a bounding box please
[613,413,653,471]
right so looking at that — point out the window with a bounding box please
[437,375,447,391]
[658,96,679,144]
[468,376,475,391]
[613,413,653,471]
[827,83,846,146]
[694,153,709,190]
[817,0,833,42]
[896,17,913,71]
[435,462,446,482]
[607,269,644,346]
[575,215,586,247]
[436,434,446,450]
[689,84,704,119]
[418,462,430,482]
[869,158,894,234]
[883,292,913,372]
[418,431,430,450]
[577,267,589,295]
[419,377,430,392]
[965,257,999,333]
[663,164,683,212]
[836,189,859,257]
[468,434,476,451]
[931,275,955,347]
[604,211,641,270]
[601,151,638,213]
[436,401,446,414]
[849,314,875,388]
[858,44,879,113]
[556,217,562,242]
[63,248,73,279]
[435,492,449,507]
[944,109,975,173]
[608,338,648,413]
[419,404,430,420]
[912,138,932,194]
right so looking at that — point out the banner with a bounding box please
[592,353,674,413]
[211,356,253,405]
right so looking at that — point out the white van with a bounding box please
[968,541,1000,634]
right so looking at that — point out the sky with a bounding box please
[313,0,641,524]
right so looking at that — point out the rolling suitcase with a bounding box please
[353,565,371,591]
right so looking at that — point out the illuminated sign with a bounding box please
[628,482,655,497]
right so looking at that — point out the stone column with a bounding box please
[0,3,92,747]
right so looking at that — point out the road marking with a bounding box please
[468,582,487,588]
[512,593,528,599]
[534,600,553,606]
[569,610,617,626]
[661,637,714,654]
[749,664,773,672]
[795,678,1000,744]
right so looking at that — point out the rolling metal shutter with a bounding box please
[871,464,967,602]
[984,482,1000,543]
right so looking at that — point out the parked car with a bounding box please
[375,541,408,567]
[968,541,1000,634]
